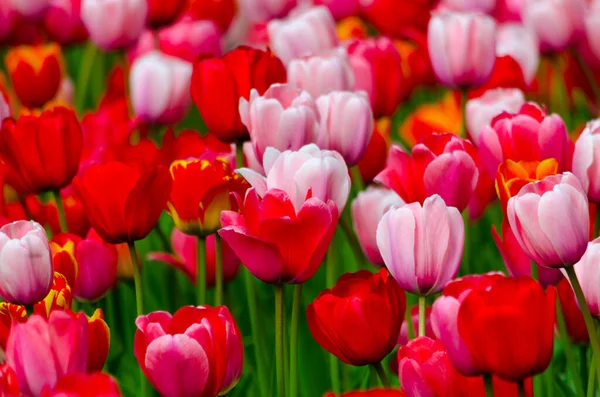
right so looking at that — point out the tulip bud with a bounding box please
[86,309,110,372]
[0,3,15,41]
[573,119,600,203]
[158,19,222,62]
[44,0,88,45]
[556,277,588,343]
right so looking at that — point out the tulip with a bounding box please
[167,155,248,237]
[359,0,434,40]
[466,88,525,145]
[479,102,571,177]
[0,107,82,195]
[31,188,91,238]
[238,0,297,22]
[557,277,588,343]
[573,119,600,203]
[306,269,406,366]
[0,91,10,122]
[316,91,374,165]
[239,84,320,163]
[191,46,287,142]
[0,220,53,305]
[44,0,88,45]
[571,238,600,318]
[33,272,73,318]
[158,19,222,62]
[351,186,404,266]
[585,1,600,63]
[521,0,586,53]
[267,6,339,65]
[347,37,403,118]
[314,0,359,20]
[81,0,148,50]
[467,149,496,221]
[0,3,15,41]
[148,228,240,285]
[40,373,121,397]
[287,48,355,99]
[237,144,351,213]
[458,277,556,381]
[438,0,496,13]
[147,0,186,28]
[0,365,20,396]
[74,161,172,244]
[86,309,110,372]
[375,133,479,212]
[11,0,49,19]
[398,305,434,345]
[135,305,243,397]
[496,23,540,85]
[427,11,496,88]
[0,303,27,351]
[130,51,193,125]
[6,311,88,397]
[507,173,589,268]
[159,129,234,166]
[357,120,389,184]
[187,0,235,32]
[5,43,63,108]
[324,391,406,397]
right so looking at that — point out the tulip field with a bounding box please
[4,0,600,396]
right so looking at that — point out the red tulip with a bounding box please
[0,302,26,351]
[186,0,235,32]
[556,277,588,344]
[324,390,407,397]
[0,365,20,396]
[147,0,186,28]
[307,269,406,366]
[357,119,390,185]
[86,309,110,373]
[40,373,121,397]
[159,129,234,167]
[29,188,91,238]
[0,107,83,195]
[469,55,528,99]
[33,272,73,319]
[74,161,172,244]
[190,46,286,142]
[359,0,434,39]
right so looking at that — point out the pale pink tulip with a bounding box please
[158,18,222,62]
[496,23,540,85]
[130,51,192,125]
[376,194,464,296]
[0,220,53,305]
[239,84,320,163]
[574,238,600,317]
[352,187,404,266]
[427,11,496,88]
[438,0,496,13]
[466,88,525,145]
[584,1,600,63]
[239,0,297,22]
[573,119,600,203]
[507,173,589,268]
[316,90,373,165]
[287,48,355,99]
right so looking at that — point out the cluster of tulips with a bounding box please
[4,0,600,396]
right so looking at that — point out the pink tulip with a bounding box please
[0,220,53,305]
[158,18,222,62]
[238,0,297,22]
[466,88,525,145]
[352,187,404,266]
[574,238,600,317]
[494,0,527,22]
[44,0,87,45]
[314,0,359,19]
[239,84,320,163]
[438,0,496,13]
[316,91,373,165]
[267,6,339,65]
[6,311,88,397]
[287,48,355,99]
[237,144,351,213]
[130,51,192,125]
[521,0,586,53]
[81,0,148,50]
[573,119,600,203]
[507,173,589,268]
[135,306,243,397]
[496,23,540,85]
[584,1,600,63]
[0,1,16,40]
[72,230,118,301]
[376,195,464,296]
[427,11,496,88]
[11,0,49,19]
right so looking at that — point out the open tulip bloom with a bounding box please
[5,1,600,397]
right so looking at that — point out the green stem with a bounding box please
[372,362,391,388]
[275,284,286,397]
[517,380,525,397]
[460,88,468,138]
[339,215,367,269]
[573,49,600,110]
[214,234,223,306]
[565,266,600,386]
[290,285,302,397]
[484,373,494,397]
[128,241,147,397]
[595,207,600,239]
[235,141,245,170]
[588,358,596,397]
[326,250,341,394]
[556,298,585,397]
[530,261,538,281]
[71,299,79,313]
[52,190,68,233]
[350,165,365,194]
[74,41,98,115]
[418,296,426,337]
[461,212,471,276]
[405,307,415,341]
[196,236,207,305]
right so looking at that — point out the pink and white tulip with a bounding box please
[496,23,540,85]
[574,238,600,317]
[584,1,600,63]
[573,119,600,203]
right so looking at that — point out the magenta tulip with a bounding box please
[573,119,600,203]
[11,0,49,19]
[314,0,359,19]
[574,238,600,317]
[438,0,496,13]
[158,18,222,62]
[238,0,297,22]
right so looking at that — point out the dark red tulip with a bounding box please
[557,277,588,344]
[147,0,186,28]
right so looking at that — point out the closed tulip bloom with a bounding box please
[377,195,464,296]
[314,0,359,20]
[585,1,600,63]
[0,365,20,396]
[158,19,222,62]
[267,6,339,65]
[479,102,571,177]
[135,305,243,397]
[428,11,496,88]
[573,238,600,317]
[438,0,496,13]
[357,120,389,185]
[74,161,172,244]
[496,23,540,85]
[466,88,525,145]
[352,186,404,266]
[316,91,374,165]
[458,277,556,381]
[237,144,351,213]
[521,0,586,53]
[239,84,320,163]
[81,0,148,50]
[556,277,588,343]
[238,0,297,22]
[191,46,287,143]
[0,221,53,305]
[0,3,15,41]
[307,269,406,366]
[147,0,185,28]
[6,311,88,397]
[347,37,403,118]
[130,51,193,125]
[0,303,27,352]
[86,309,110,372]
[44,0,88,45]
[507,173,589,268]
[287,48,355,99]
[40,373,121,397]
[11,0,49,19]
[187,0,235,32]
[573,119,600,203]
[375,133,479,212]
